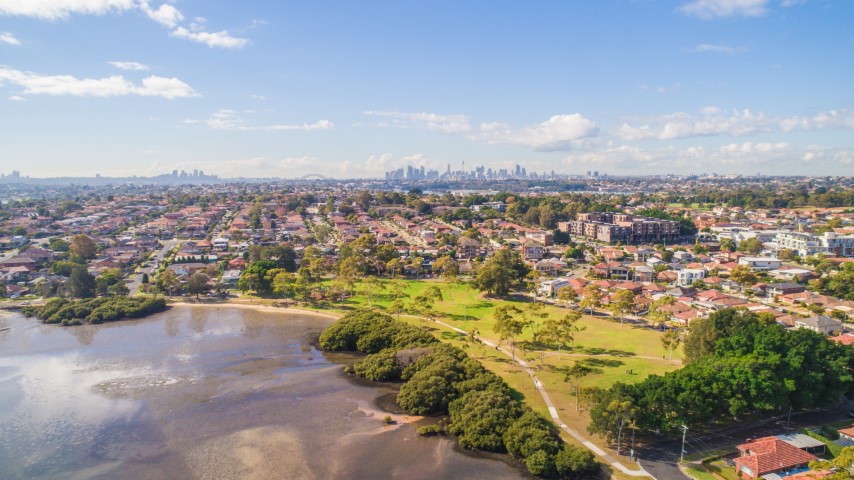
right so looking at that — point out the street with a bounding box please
[126,239,178,295]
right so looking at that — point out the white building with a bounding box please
[677,268,705,286]
[738,257,782,271]
[774,231,854,258]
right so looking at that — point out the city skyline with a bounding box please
[1,0,853,178]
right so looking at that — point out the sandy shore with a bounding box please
[166,300,341,320]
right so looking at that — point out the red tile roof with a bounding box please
[734,437,817,478]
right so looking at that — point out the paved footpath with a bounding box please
[434,319,655,478]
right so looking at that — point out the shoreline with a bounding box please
[165,300,341,320]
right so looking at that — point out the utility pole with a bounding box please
[680,425,689,463]
[786,405,792,430]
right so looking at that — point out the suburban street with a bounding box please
[127,239,178,295]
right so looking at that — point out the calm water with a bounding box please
[0,306,526,480]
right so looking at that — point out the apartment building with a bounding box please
[559,213,680,244]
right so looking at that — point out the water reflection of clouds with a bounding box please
[0,353,142,453]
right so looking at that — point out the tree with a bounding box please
[141,272,149,285]
[472,249,530,297]
[808,446,854,480]
[556,286,578,306]
[95,268,123,296]
[523,301,549,343]
[565,362,595,411]
[357,276,386,307]
[433,255,459,283]
[729,264,758,286]
[338,256,361,293]
[410,285,443,323]
[271,271,296,299]
[67,266,96,298]
[493,305,525,364]
[69,234,97,260]
[579,284,602,315]
[587,389,636,452]
[542,310,585,353]
[609,289,635,325]
[777,248,795,261]
[648,296,676,327]
[186,272,209,298]
[386,258,403,278]
[737,237,763,255]
[0,281,6,298]
[48,237,70,252]
[661,328,682,365]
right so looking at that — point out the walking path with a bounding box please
[434,319,654,478]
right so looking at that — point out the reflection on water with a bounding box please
[0,307,525,479]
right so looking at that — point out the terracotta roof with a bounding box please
[734,437,817,477]
[833,334,854,347]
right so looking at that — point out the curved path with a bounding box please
[433,318,655,478]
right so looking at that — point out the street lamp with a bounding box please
[680,425,689,463]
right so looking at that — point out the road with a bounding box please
[127,239,178,295]
[639,400,854,480]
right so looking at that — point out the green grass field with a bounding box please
[327,278,681,471]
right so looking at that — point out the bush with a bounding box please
[24,296,168,326]
[554,445,598,478]
[319,310,581,478]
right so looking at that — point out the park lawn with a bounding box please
[338,278,684,363]
[412,320,649,479]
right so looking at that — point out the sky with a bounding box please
[1,0,853,179]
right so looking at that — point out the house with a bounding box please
[795,315,843,335]
[457,237,482,260]
[738,256,782,271]
[539,278,571,298]
[765,282,805,298]
[521,239,545,261]
[677,268,705,287]
[734,436,817,479]
[220,269,242,286]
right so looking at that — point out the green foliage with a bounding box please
[353,348,401,381]
[503,409,562,459]
[811,262,854,301]
[472,249,530,297]
[23,296,168,326]
[554,445,598,479]
[449,389,521,451]
[67,266,96,298]
[318,311,590,478]
[590,308,854,435]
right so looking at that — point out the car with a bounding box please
[19,301,30,306]
[847,410,854,419]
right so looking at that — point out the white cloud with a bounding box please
[615,108,772,140]
[171,26,249,49]
[473,114,599,151]
[0,1,250,50]
[679,0,769,19]
[0,67,197,99]
[0,0,134,20]
[691,43,747,54]
[109,61,149,71]
[8,95,26,102]
[0,32,21,45]
[363,110,473,134]
[362,110,597,151]
[559,141,852,174]
[139,1,183,28]
[200,109,333,132]
[780,109,854,132]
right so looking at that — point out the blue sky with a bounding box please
[1,0,852,178]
